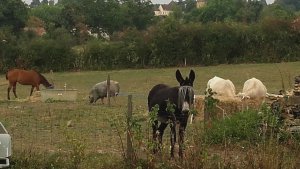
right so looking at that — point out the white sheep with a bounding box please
[238,78,267,100]
[89,80,120,104]
[206,76,236,97]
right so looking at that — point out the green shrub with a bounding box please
[204,109,262,144]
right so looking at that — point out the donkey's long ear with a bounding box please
[176,69,184,83]
[189,70,195,83]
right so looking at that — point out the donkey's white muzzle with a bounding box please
[182,101,190,112]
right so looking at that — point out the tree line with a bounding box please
[0,0,299,72]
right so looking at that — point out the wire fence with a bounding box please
[0,84,204,163]
[0,93,151,160]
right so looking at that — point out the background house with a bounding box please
[196,0,206,8]
[154,1,176,16]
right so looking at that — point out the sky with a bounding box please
[152,0,275,4]
[23,0,275,5]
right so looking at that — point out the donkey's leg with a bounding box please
[157,122,168,151]
[179,121,188,158]
[152,120,159,153]
[152,120,158,141]
[170,120,176,158]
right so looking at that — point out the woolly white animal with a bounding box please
[238,78,267,100]
[89,80,120,104]
[206,76,236,97]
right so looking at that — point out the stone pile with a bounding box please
[271,75,300,133]
[281,98,300,133]
[294,75,300,96]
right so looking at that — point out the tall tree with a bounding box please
[236,0,265,23]
[49,0,54,5]
[260,4,295,20]
[197,0,245,23]
[77,0,121,34]
[30,4,63,30]
[30,0,41,8]
[121,0,154,30]
[60,0,85,31]
[275,0,300,11]
[184,0,197,13]
[41,0,49,5]
[0,0,29,32]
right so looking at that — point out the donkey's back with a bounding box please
[148,84,179,111]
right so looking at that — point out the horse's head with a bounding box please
[45,81,54,89]
[38,72,54,89]
[47,84,54,89]
[47,78,55,89]
[176,69,195,113]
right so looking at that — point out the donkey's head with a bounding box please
[176,69,195,113]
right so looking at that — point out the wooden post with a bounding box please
[204,96,210,129]
[49,109,53,145]
[126,95,134,162]
[50,69,54,84]
[107,74,110,106]
[204,108,209,122]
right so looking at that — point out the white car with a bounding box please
[0,122,11,168]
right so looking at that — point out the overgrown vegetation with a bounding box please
[204,109,262,144]
[203,104,282,144]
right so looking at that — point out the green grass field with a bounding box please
[0,61,300,168]
[1,62,298,100]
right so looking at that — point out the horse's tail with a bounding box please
[5,72,8,80]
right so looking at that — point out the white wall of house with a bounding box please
[154,5,172,16]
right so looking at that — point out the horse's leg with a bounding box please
[30,86,35,96]
[12,84,17,99]
[179,121,188,158]
[31,85,40,96]
[7,85,12,100]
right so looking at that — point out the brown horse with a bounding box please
[6,69,54,100]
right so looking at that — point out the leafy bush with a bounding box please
[204,109,261,144]
[203,103,284,144]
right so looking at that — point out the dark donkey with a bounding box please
[6,69,54,100]
[148,69,195,158]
